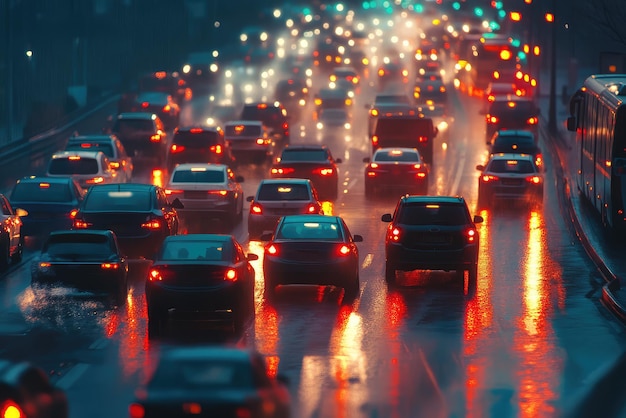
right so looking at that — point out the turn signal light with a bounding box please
[148,269,162,282]
[150,134,161,142]
[266,244,279,256]
[141,219,161,229]
[526,117,538,125]
[101,263,119,269]
[224,268,238,281]
[250,203,263,214]
[170,144,185,153]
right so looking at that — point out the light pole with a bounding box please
[4,0,14,143]
[547,0,557,136]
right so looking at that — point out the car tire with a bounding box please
[385,262,396,286]
[0,239,10,271]
[11,234,24,263]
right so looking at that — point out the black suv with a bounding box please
[488,129,543,170]
[241,103,290,146]
[485,96,539,141]
[167,126,235,173]
[111,112,168,165]
[381,195,483,287]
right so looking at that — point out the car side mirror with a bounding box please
[170,198,184,209]
[246,196,254,202]
[476,164,485,171]
[473,215,484,224]
[353,234,363,242]
[246,253,259,261]
[381,213,392,222]
[15,208,28,217]
[363,157,371,163]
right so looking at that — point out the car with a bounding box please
[413,75,448,106]
[476,153,544,206]
[165,163,245,226]
[274,78,309,119]
[128,346,291,418]
[31,230,129,304]
[262,214,362,302]
[329,66,360,94]
[381,195,483,286]
[180,51,221,94]
[363,147,429,197]
[167,126,235,173]
[488,130,543,169]
[314,88,353,113]
[246,178,323,240]
[72,183,183,259]
[366,94,416,137]
[64,134,134,182]
[0,360,68,418]
[270,145,341,201]
[485,96,539,141]
[371,115,438,163]
[377,60,410,90]
[482,82,522,113]
[240,103,290,146]
[138,70,191,104]
[0,194,26,271]
[110,112,168,164]
[224,121,274,164]
[9,176,85,238]
[145,234,258,335]
[46,150,122,189]
[315,108,352,131]
[129,91,181,130]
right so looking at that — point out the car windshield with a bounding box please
[48,158,99,175]
[113,119,154,132]
[258,183,311,201]
[278,220,341,240]
[488,159,536,174]
[44,234,113,257]
[171,169,225,183]
[151,360,253,389]
[374,150,420,162]
[279,149,328,162]
[225,124,262,136]
[66,143,114,158]
[160,240,231,261]
[398,203,469,226]
[83,190,152,211]
[11,182,73,202]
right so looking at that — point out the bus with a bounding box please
[567,74,626,231]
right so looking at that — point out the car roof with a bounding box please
[68,135,116,143]
[164,233,232,243]
[48,229,114,238]
[225,120,263,127]
[243,102,283,109]
[116,112,157,120]
[282,144,328,151]
[87,183,157,191]
[281,214,340,223]
[51,150,104,159]
[159,346,253,362]
[374,147,420,154]
[259,178,312,185]
[171,163,228,172]
[175,126,222,134]
[400,195,467,204]
[136,91,171,100]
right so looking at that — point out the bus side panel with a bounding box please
[581,95,597,207]
[611,108,626,230]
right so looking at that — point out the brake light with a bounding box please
[266,244,279,256]
[208,190,228,196]
[526,116,538,125]
[372,135,379,145]
[170,144,185,153]
[488,94,495,102]
[101,262,119,269]
[337,244,351,256]
[183,403,202,415]
[378,68,385,77]
[235,407,252,418]
[141,219,162,229]
[282,122,289,130]
[535,154,543,167]
[39,262,51,268]
[418,136,428,143]
[86,176,104,184]
[141,102,149,108]
[165,189,183,195]
[129,404,145,418]
[190,128,203,133]
[250,202,263,214]
[271,167,295,175]
[68,155,81,160]
[210,144,223,154]
[225,268,238,281]
[2,401,25,418]
[306,203,321,214]
[163,105,171,112]
[481,175,499,182]
[526,175,542,184]
[256,138,267,145]
[73,219,92,228]
[487,115,499,124]
[465,228,477,243]
[148,269,162,281]
[370,109,379,117]
[69,209,79,219]
[80,143,92,148]
[150,134,161,142]
[109,161,121,169]
[314,168,334,176]
[389,226,401,242]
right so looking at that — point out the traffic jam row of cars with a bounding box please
[1,3,547,417]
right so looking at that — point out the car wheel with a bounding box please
[0,240,10,271]
[467,264,478,290]
[385,262,396,286]
[11,234,24,263]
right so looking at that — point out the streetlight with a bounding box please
[546,3,557,136]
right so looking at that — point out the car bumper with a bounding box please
[386,243,478,271]
[264,257,357,287]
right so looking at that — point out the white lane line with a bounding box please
[56,363,90,390]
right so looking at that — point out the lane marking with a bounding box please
[56,363,90,390]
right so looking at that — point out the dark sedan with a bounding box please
[129,346,291,418]
[72,183,183,259]
[145,234,258,336]
[31,230,129,304]
[9,176,85,239]
[270,145,341,201]
[262,215,362,302]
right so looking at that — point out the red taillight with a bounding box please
[148,269,162,281]
[110,161,121,169]
[208,190,228,196]
[337,244,351,256]
[282,122,289,130]
[141,102,149,108]
[183,403,202,415]
[73,219,91,228]
[306,203,321,214]
[372,135,379,145]
[388,226,401,242]
[210,144,223,154]
[488,94,495,102]
[165,189,183,195]
[250,202,263,214]
[526,175,542,184]
[101,262,119,269]
[235,407,252,418]
[535,154,543,167]
[314,167,334,176]
[69,209,79,219]
[266,244,279,256]
[418,136,428,143]
[163,104,171,112]
[150,134,161,142]
[271,167,295,175]
[141,219,162,229]
[86,176,105,184]
[481,175,499,182]
[465,228,477,243]
[170,144,185,153]
[487,115,499,124]
[2,401,25,418]
[256,138,267,145]
[225,268,237,281]
[129,403,145,418]
[526,116,538,125]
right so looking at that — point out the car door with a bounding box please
[114,138,133,181]
[0,195,19,253]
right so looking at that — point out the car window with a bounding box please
[48,157,99,175]
[171,169,225,183]
[374,150,420,162]
[397,203,469,226]
[279,149,328,162]
[278,220,341,240]
[487,159,536,174]
[114,119,154,132]
[151,360,253,389]
[225,124,262,137]
[160,240,231,261]
[66,142,115,158]
[11,181,73,202]
[44,234,114,257]
[84,190,152,211]
[258,183,311,201]
[173,131,221,146]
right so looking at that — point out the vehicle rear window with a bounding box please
[398,203,469,226]
[487,159,536,173]
[11,182,73,203]
[173,131,220,147]
[375,118,434,138]
[171,169,225,183]
[151,360,252,389]
[258,183,311,201]
[160,240,231,261]
[490,101,536,116]
[278,220,341,240]
[113,119,154,132]
[48,157,99,175]
[491,137,536,153]
[83,190,152,211]
[44,233,113,257]
[65,143,114,158]
[225,125,262,137]
[374,150,420,162]
[279,149,327,162]
[241,106,283,123]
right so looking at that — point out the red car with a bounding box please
[364,147,429,197]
